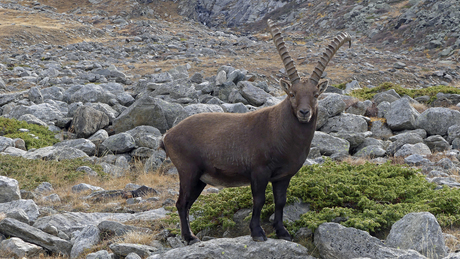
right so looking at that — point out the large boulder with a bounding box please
[147,236,314,259]
[126,126,162,149]
[318,93,347,117]
[70,225,100,259]
[314,222,426,259]
[416,108,460,136]
[386,132,424,156]
[8,103,64,124]
[183,103,224,117]
[64,83,119,104]
[23,146,88,161]
[0,176,21,203]
[320,113,368,133]
[0,136,14,152]
[112,95,186,133]
[100,133,136,154]
[0,237,44,258]
[424,135,450,152]
[72,106,110,138]
[238,81,272,106]
[385,97,420,130]
[0,199,40,222]
[53,139,97,156]
[0,218,72,256]
[386,212,447,259]
[311,131,350,156]
[394,143,432,157]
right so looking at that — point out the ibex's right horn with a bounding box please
[267,19,300,84]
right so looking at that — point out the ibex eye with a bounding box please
[290,93,295,98]
[314,94,319,98]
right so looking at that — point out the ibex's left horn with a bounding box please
[310,32,351,85]
[267,19,300,84]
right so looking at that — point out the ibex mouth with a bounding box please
[297,114,311,123]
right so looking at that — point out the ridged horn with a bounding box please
[309,32,352,85]
[267,19,300,84]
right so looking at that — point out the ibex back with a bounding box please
[161,19,351,245]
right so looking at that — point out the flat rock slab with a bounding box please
[0,199,40,222]
[147,235,314,259]
[33,208,169,235]
[0,218,72,256]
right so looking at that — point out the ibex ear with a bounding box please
[279,78,292,95]
[317,80,329,95]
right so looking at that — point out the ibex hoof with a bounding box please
[252,235,268,242]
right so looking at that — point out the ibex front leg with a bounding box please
[250,170,269,242]
[272,178,292,241]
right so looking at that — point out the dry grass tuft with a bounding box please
[119,231,157,245]
[449,105,460,112]
[341,156,368,165]
[411,102,429,113]
[0,213,6,221]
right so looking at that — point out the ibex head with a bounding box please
[267,19,351,123]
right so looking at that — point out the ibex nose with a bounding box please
[299,109,310,116]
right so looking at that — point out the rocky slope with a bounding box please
[0,0,460,258]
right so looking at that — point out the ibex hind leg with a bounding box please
[250,172,270,242]
[176,168,207,245]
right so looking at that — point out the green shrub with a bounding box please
[0,117,59,149]
[168,160,460,236]
[349,82,460,103]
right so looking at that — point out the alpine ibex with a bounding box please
[160,19,351,244]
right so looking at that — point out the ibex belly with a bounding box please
[200,173,250,188]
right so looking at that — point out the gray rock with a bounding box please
[109,243,158,258]
[113,96,186,133]
[23,146,88,161]
[377,101,391,118]
[386,132,424,156]
[33,209,169,236]
[404,154,431,166]
[35,182,54,194]
[54,139,97,156]
[0,237,44,258]
[0,136,14,152]
[88,129,109,147]
[97,221,153,237]
[43,193,61,203]
[354,145,387,158]
[370,120,393,140]
[453,138,460,150]
[447,124,460,144]
[311,131,350,156]
[316,105,329,130]
[215,70,227,85]
[429,177,460,188]
[345,100,369,116]
[320,113,368,133]
[269,201,309,223]
[5,209,30,224]
[184,103,224,117]
[100,133,136,154]
[314,222,426,259]
[71,225,100,259]
[238,81,272,106]
[86,250,112,259]
[18,114,47,126]
[416,108,460,136]
[8,103,64,124]
[72,183,104,193]
[28,87,43,104]
[73,106,110,138]
[126,252,142,259]
[87,102,119,123]
[344,80,361,94]
[0,218,72,256]
[2,147,27,157]
[394,143,432,157]
[41,86,65,101]
[66,84,117,104]
[385,97,420,130]
[373,92,399,105]
[0,199,39,222]
[318,93,347,117]
[394,62,407,69]
[386,212,447,259]
[0,176,21,203]
[221,103,249,113]
[148,236,313,259]
[331,131,372,149]
[144,150,167,173]
[424,135,450,152]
